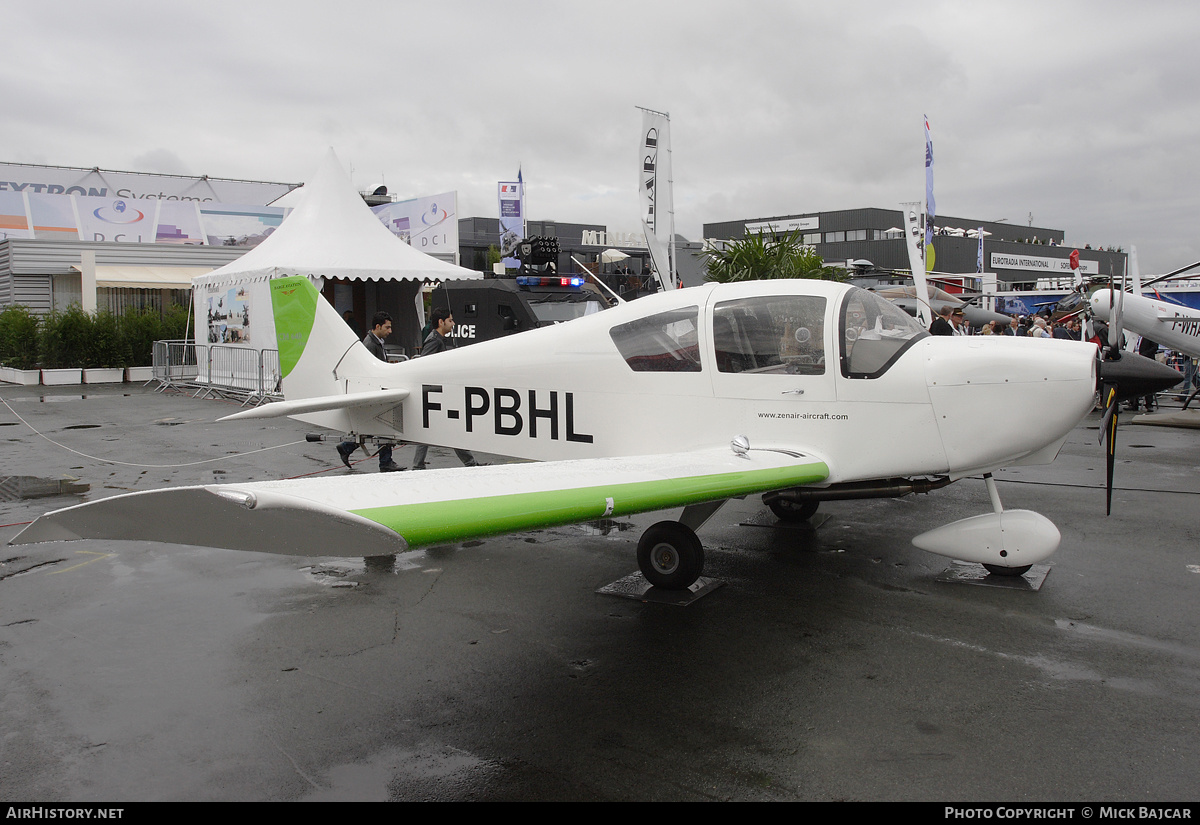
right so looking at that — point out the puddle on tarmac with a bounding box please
[576,518,635,537]
[6,395,131,403]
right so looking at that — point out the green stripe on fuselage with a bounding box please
[270,277,319,378]
[349,460,830,547]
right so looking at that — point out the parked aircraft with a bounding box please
[868,283,1011,329]
[1089,289,1200,360]
[12,276,1179,587]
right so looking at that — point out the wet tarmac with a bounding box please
[1,383,1198,801]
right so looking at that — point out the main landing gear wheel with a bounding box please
[983,563,1032,577]
[768,497,819,523]
[637,521,705,590]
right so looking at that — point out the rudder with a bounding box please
[269,276,387,401]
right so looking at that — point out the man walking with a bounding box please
[337,311,403,472]
[411,307,483,470]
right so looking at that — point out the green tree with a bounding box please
[0,305,40,370]
[38,305,93,368]
[702,229,846,283]
[161,304,192,341]
[90,309,130,368]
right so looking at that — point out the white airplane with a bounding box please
[1083,248,1200,361]
[11,276,1179,587]
[1089,289,1200,360]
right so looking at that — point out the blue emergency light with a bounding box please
[516,276,584,288]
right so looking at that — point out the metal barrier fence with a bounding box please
[152,341,282,405]
[208,345,261,394]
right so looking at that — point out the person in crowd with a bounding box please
[337,312,403,472]
[929,305,955,336]
[1127,336,1161,411]
[950,308,967,335]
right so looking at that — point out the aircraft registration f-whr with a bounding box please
[12,276,1180,588]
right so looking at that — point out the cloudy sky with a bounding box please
[6,0,1199,274]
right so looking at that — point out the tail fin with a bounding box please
[270,276,387,400]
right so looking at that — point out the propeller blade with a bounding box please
[1098,384,1118,445]
[1092,350,1182,516]
[1113,275,1125,347]
[1105,399,1118,516]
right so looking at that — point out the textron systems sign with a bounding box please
[0,163,297,204]
[0,164,298,245]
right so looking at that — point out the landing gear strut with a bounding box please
[637,521,705,590]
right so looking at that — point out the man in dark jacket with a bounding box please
[411,308,483,470]
[337,311,403,472]
[1128,336,1161,411]
[929,305,955,336]
[418,306,454,356]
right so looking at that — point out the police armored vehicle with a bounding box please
[434,235,611,347]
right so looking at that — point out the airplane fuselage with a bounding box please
[305,280,1098,484]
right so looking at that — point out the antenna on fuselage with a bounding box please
[571,255,627,305]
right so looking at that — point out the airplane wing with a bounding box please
[218,388,410,421]
[10,447,830,557]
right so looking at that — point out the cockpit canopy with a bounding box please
[606,284,928,379]
[839,287,928,377]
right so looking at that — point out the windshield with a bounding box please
[529,299,603,324]
[839,287,928,377]
[609,306,702,372]
[713,295,827,375]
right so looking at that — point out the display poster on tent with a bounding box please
[372,191,458,253]
[206,286,252,344]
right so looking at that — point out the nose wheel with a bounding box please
[766,496,819,522]
[983,563,1032,577]
[637,521,705,590]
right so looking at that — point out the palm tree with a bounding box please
[702,229,845,283]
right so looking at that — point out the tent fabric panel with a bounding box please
[74,264,216,288]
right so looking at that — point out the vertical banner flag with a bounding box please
[638,107,676,290]
[977,227,985,274]
[497,172,524,269]
[901,201,933,328]
[924,114,936,273]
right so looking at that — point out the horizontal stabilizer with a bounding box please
[218,388,410,422]
[12,447,830,558]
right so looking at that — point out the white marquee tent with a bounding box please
[193,149,481,355]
